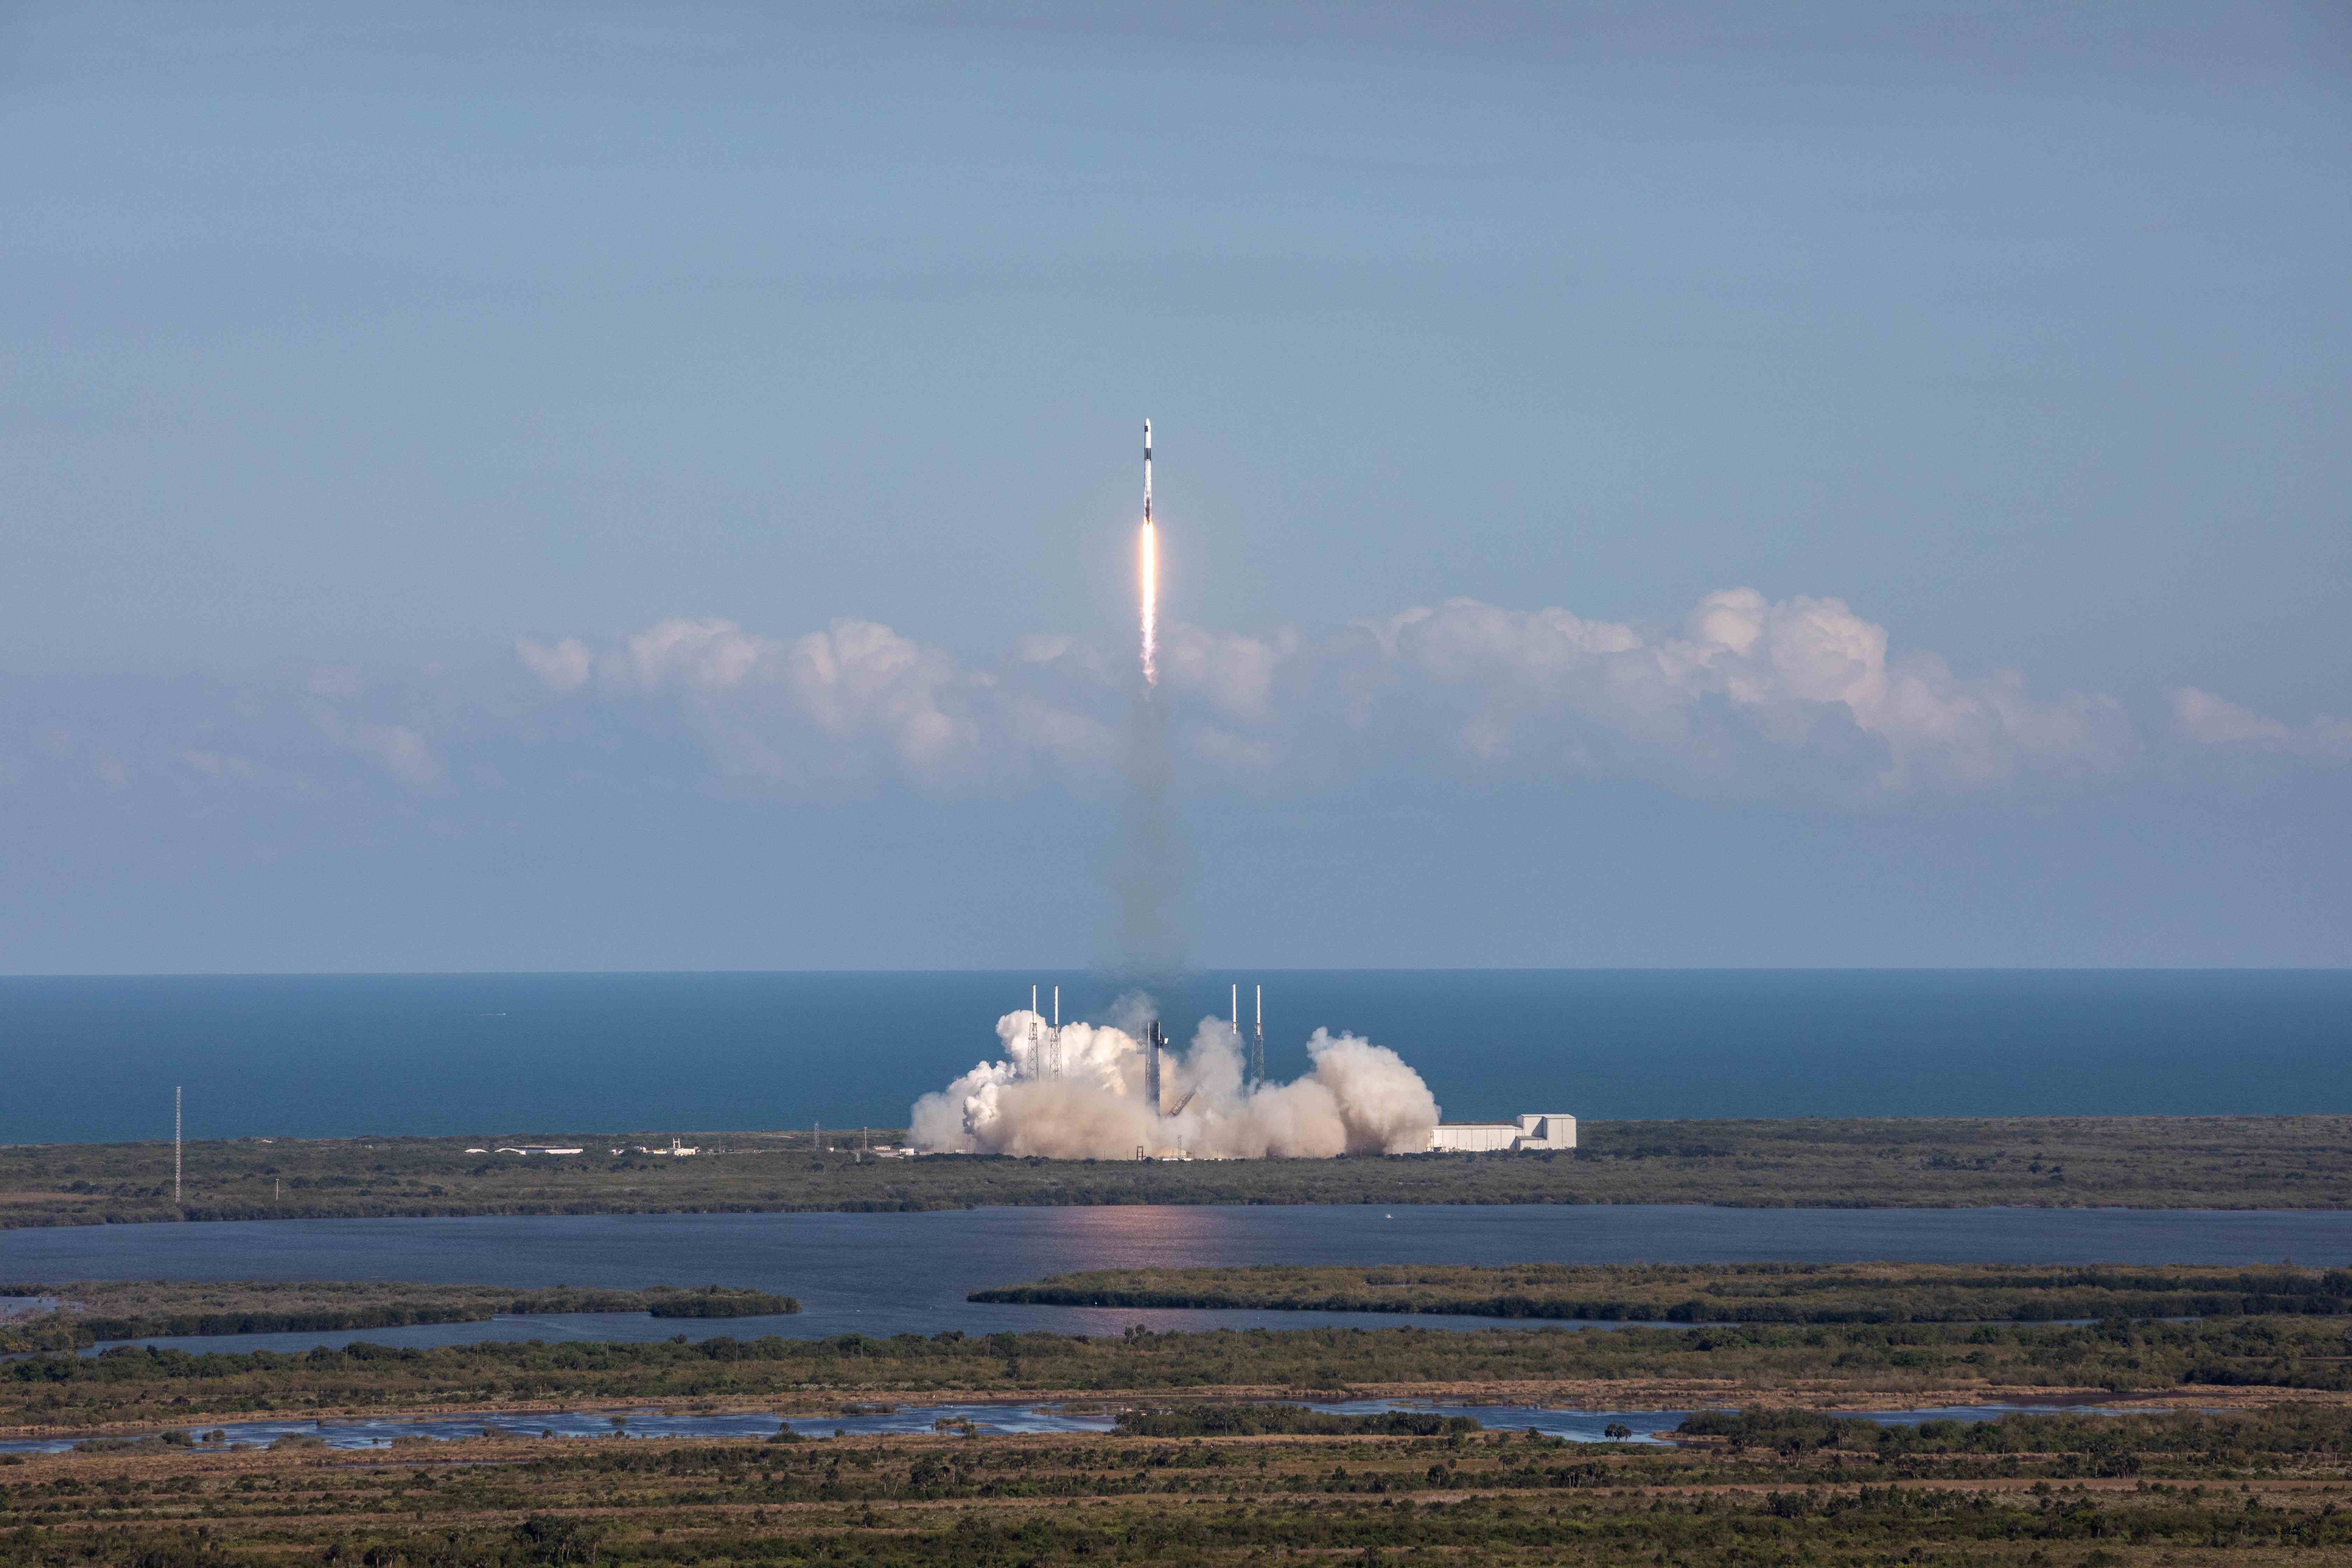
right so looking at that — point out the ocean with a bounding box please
[0,970,2345,1144]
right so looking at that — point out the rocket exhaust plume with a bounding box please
[1115,417,1183,969]
[1139,419,1157,687]
[909,997,1442,1158]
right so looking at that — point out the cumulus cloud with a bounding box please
[2170,688,2352,764]
[532,614,1117,794]
[500,587,2137,807]
[311,709,445,792]
[15,585,2324,815]
[514,637,593,693]
[1160,588,2136,803]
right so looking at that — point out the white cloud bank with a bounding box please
[8,587,2337,812]
[518,616,1116,794]
[2170,687,2352,764]
[513,587,2149,806]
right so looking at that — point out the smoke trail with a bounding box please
[1116,500,1180,969]
[1139,520,1158,688]
[1113,680,1185,971]
[908,1008,1442,1158]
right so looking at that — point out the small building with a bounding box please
[1428,1113,1575,1153]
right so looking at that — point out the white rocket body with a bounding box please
[1143,419,1152,524]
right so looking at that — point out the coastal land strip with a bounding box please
[971,1261,2352,1324]
[0,1280,796,1354]
[5,1112,2350,1230]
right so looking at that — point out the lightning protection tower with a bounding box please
[1252,985,1265,1087]
[1027,985,1042,1080]
[1048,985,1062,1081]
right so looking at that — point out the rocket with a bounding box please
[1138,418,1159,687]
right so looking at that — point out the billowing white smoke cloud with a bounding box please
[908,1009,1440,1158]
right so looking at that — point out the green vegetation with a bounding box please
[14,1315,2352,1432]
[1675,1402,2352,1462]
[9,1405,2352,1564]
[975,1260,2352,1323]
[13,1303,2352,1564]
[0,1281,796,1354]
[5,1113,2352,1228]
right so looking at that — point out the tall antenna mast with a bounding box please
[174,1085,182,1206]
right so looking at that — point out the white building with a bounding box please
[1428,1113,1576,1153]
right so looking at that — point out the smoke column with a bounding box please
[1115,419,1182,969]
[1138,521,1157,686]
[909,1008,1441,1158]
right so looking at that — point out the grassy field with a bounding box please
[14,1314,2352,1434]
[5,1113,2352,1229]
[972,1261,2352,1323]
[0,1281,796,1354]
[8,1405,2352,1565]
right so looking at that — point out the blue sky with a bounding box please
[4,1,2347,970]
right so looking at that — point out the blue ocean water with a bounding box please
[0,970,2345,1144]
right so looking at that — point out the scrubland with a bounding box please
[13,1315,2352,1434]
[0,1282,795,1355]
[8,1405,2352,1565]
[974,1261,2352,1323]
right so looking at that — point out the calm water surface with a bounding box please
[10,1203,2352,1354]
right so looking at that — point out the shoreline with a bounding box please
[10,1114,2352,1227]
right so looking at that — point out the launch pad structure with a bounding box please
[1014,980,1271,1116]
[996,971,1577,1155]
